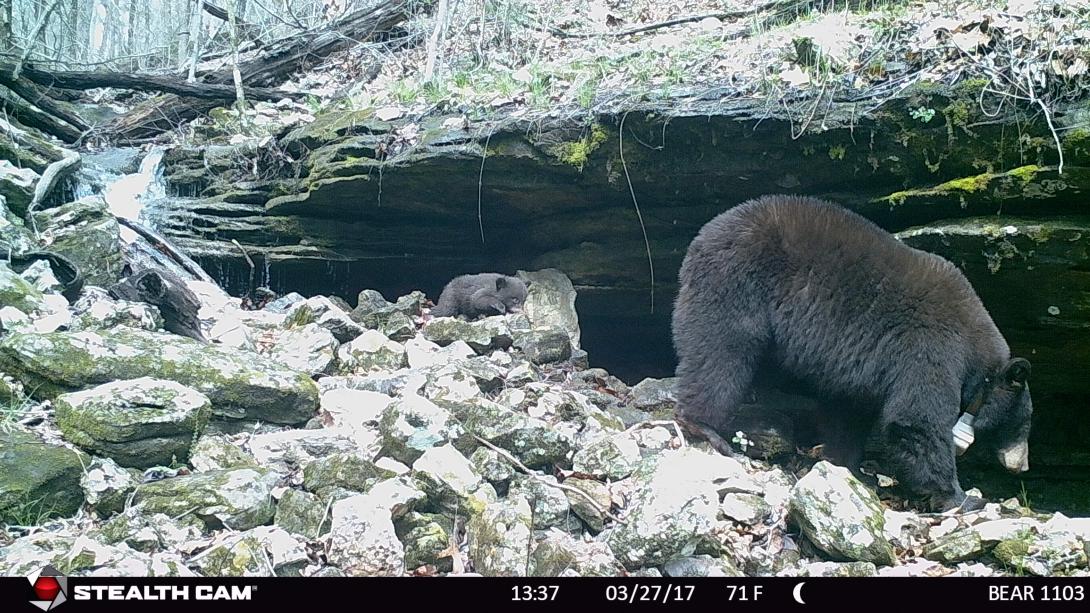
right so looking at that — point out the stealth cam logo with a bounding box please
[27,565,67,610]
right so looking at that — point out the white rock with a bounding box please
[327,495,404,576]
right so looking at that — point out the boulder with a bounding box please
[517,268,581,349]
[327,494,404,576]
[132,467,278,531]
[0,329,319,424]
[0,429,87,524]
[55,378,212,468]
[32,196,123,286]
[268,323,338,375]
[788,461,894,565]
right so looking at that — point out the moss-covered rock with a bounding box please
[55,378,212,468]
[0,428,87,524]
[531,528,623,576]
[439,396,573,469]
[788,461,894,565]
[0,328,319,424]
[467,496,533,577]
[336,330,407,374]
[32,196,124,286]
[395,511,453,572]
[132,467,279,531]
[0,262,45,315]
[275,488,329,538]
[302,452,395,500]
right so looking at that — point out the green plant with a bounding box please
[911,106,937,123]
[732,430,753,453]
[1018,481,1032,508]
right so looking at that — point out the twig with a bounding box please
[477,129,492,244]
[618,112,655,314]
[471,434,626,525]
[231,238,256,296]
[546,2,798,39]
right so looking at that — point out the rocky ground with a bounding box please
[2,263,1088,577]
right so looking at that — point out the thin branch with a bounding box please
[471,434,625,524]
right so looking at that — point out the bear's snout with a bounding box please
[999,441,1030,474]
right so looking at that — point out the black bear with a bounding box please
[432,273,528,319]
[672,194,1033,511]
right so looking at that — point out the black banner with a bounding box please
[4,576,1090,611]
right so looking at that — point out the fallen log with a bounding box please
[110,0,420,140]
[0,85,82,143]
[26,150,81,235]
[201,1,265,45]
[0,74,90,132]
[0,61,302,103]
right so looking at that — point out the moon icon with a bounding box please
[792,581,806,605]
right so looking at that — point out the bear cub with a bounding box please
[432,273,528,319]
[672,194,1033,511]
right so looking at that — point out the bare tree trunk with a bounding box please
[226,0,246,112]
[13,0,63,79]
[0,0,12,53]
[423,0,450,81]
[186,0,205,78]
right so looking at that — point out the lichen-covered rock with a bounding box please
[411,444,496,516]
[563,477,612,533]
[249,427,370,471]
[80,457,139,516]
[0,262,45,315]
[396,512,453,572]
[1,194,34,255]
[188,433,257,471]
[531,529,623,576]
[32,196,123,286]
[54,536,196,576]
[0,429,87,524]
[404,336,474,369]
[993,530,1088,576]
[0,329,319,424]
[720,492,773,526]
[609,449,746,569]
[514,328,572,364]
[422,316,516,352]
[97,510,203,553]
[360,476,426,519]
[55,378,212,468]
[0,161,37,216]
[470,447,516,487]
[269,323,338,375]
[336,330,407,373]
[422,363,485,402]
[327,494,405,576]
[788,461,894,565]
[517,268,581,349]
[468,497,533,576]
[285,296,364,342]
[132,467,278,531]
[69,287,162,333]
[572,434,640,480]
[923,527,986,563]
[441,396,573,468]
[379,394,465,464]
[627,377,678,417]
[663,555,743,577]
[508,473,575,530]
[797,561,878,577]
[189,532,267,576]
[351,290,422,341]
[302,451,396,499]
[275,488,329,538]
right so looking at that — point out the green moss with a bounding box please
[827,145,847,160]
[1007,164,1041,186]
[936,172,991,193]
[553,124,609,170]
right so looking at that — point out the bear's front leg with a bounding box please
[881,391,967,512]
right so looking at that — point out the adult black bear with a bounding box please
[672,195,1033,511]
[432,273,528,319]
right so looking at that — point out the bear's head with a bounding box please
[494,276,529,314]
[971,357,1033,474]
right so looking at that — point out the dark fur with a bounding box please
[672,195,1033,510]
[109,269,206,342]
[432,273,528,319]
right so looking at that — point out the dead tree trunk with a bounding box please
[110,0,421,141]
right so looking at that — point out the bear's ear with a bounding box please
[495,277,508,291]
[1003,358,1031,386]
